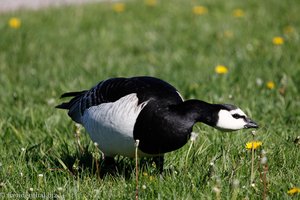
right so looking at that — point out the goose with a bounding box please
[56,76,258,172]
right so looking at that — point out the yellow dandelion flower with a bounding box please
[9,17,21,29]
[112,3,125,13]
[189,82,199,91]
[272,36,284,45]
[149,175,154,181]
[215,65,228,74]
[193,6,208,15]
[145,0,157,7]
[142,172,148,176]
[224,30,234,38]
[287,187,300,195]
[266,81,275,89]
[283,26,295,34]
[232,9,245,18]
[245,141,262,150]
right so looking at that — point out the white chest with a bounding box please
[81,93,148,157]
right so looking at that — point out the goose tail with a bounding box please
[56,90,87,123]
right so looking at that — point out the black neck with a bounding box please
[170,99,220,127]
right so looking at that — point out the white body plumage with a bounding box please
[82,93,148,157]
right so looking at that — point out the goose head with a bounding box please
[215,104,258,131]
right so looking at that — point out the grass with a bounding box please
[0,0,300,199]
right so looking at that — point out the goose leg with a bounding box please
[104,156,116,166]
[153,155,164,174]
[102,156,117,175]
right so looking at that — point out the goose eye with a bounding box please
[232,114,247,120]
[232,114,241,119]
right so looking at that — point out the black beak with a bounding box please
[244,119,259,129]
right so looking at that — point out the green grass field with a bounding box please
[1,0,300,199]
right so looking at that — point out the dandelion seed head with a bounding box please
[190,132,198,142]
[246,43,254,51]
[261,156,267,165]
[29,187,34,192]
[142,185,147,190]
[213,186,221,193]
[94,189,100,194]
[47,98,56,105]
[233,179,240,188]
[135,139,140,147]
[256,78,263,86]
[75,123,81,132]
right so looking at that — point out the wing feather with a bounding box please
[56,76,182,123]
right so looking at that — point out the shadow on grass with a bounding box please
[56,142,138,179]
[23,137,137,179]
[24,136,171,180]
[55,142,161,179]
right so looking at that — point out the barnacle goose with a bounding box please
[56,76,258,172]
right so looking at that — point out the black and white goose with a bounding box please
[56,76,258,172]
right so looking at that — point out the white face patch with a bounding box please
[82,93,148,157]
[229,108,247,117]
[216,108,248,131]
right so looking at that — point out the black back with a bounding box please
[56,76,183,123]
